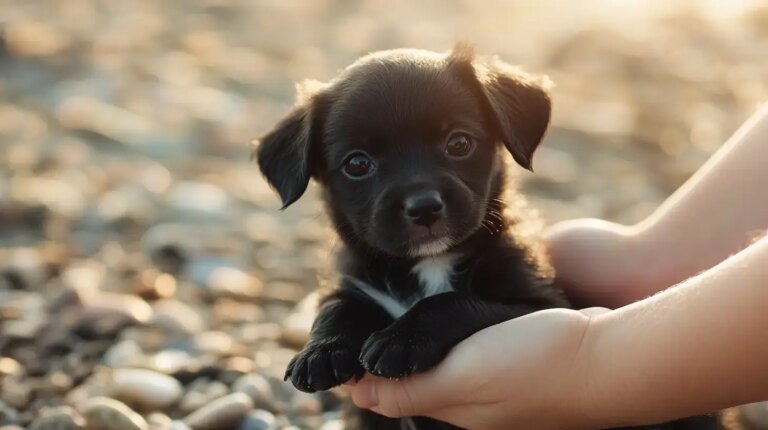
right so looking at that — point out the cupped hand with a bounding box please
[345,307,609,430]
[545,218,652,307]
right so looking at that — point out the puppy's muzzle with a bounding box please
[403,189,445,228]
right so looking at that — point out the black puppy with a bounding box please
[256,45,722,430]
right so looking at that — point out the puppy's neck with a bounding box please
[410,253,460,297]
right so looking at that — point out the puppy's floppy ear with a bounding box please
[254,80,329,208]
[449,44,552,170]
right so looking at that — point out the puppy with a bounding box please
[256,45,722,430]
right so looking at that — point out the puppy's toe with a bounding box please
[286,340,363,392]
[287,351,315,393]
[359,332,408,378]
[305,350,336,391]
[360,328,443,379]
[331,346,364,383]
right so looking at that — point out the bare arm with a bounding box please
[583,232,768,427]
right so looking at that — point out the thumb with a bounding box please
[350,372,454,418]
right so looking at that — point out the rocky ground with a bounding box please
[1,1,768,429]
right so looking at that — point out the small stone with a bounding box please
[212,300,264,326]
[146,412,172,430]
[0,358,23,378]
[29,406,85,430]
[232,374,275,412]
[184,393,253,430]
[172,363,224,386]
[167,181,231,222]
[319,420,343,430]
[102,340,144,368]
[169,422,192,430]
[1,379,31,409]
[79,397,148,430]
[83,293,153,323]
[151,299,206,334]
[178,380,228,414]
[75,294,153,338]
[147,350,194,375]
[184,259,261,300]
[280,311,313,348]
[4,319,43,341]
[237,410,275,430]
[207,267,262,300]
[0,400,19,425]
[194,331,233,355]
[111,368,183,410]
[136,271,178,301]
[291,392,322,415]
[282,293,320,347]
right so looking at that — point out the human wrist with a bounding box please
[547,309,617,430]
[566,309,645,429]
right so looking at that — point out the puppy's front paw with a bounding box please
[285,338,364,393]
[359,325,444,378]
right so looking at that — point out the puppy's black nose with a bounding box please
[403,190,445,227]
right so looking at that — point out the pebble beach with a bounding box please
[1,1,768,429]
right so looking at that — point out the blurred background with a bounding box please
[1,1,767,429]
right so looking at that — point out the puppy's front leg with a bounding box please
[359,292,543,378]
[285,289,393,392]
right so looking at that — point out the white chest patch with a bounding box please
[344,253,459,319]
[411,253,458,297]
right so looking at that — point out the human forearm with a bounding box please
[582,233,768,427]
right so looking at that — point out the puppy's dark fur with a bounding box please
[256,45,722,430]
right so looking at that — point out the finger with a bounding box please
[350,373,456,418]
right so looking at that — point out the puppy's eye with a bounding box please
[342,153,376,179]
[445,132,475,158]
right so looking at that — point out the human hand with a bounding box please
[346,307,609,430]
[544,218,652,307]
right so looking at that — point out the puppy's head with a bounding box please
[256,44,551,258]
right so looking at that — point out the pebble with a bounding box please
[291,392,322,416]
[0,400,20,425]
[102,340,144,368]
[1,379,32,409]
[151,299,206,334]
[178,380,228,414]
[184,393,254,430]
[194,330,233,355]
[79,397,148,430]
[167,181,231,222]
[0,358,23,378]
[111,368,183,410]
[145,349,194,375]
[184,259,262,300]
[169,422,192,430]
[237,410,276,430]
[146,412,172,430]
[75,294,153,338]
[28,406,85,430]
[319,419,344,430]
[81,293,153,323]
[232,374,276,412]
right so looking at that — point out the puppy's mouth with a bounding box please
[407,227,453,258]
